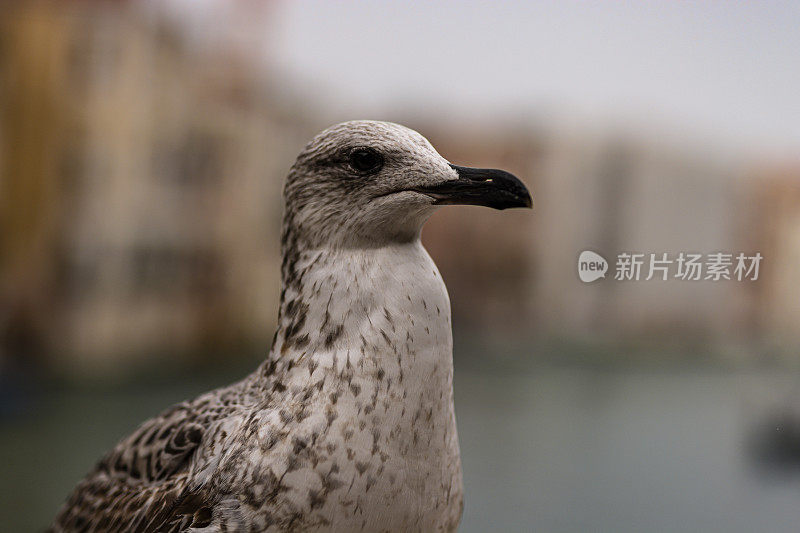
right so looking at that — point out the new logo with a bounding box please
[578,250,608,282]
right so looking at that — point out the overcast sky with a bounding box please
[166,1,800,157]
[272,1,800,156]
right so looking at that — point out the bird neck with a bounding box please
[264,240,453,382]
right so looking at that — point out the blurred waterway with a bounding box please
[3,362,800,532]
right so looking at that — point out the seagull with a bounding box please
[50,120,532,532]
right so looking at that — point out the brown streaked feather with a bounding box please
[50,395,229,532]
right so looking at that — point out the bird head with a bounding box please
[283,120,532,248]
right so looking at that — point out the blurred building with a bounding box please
[754,165,800,349]
[1,2,799,378]
[424,121,774,353]
[0,2,316,375]
[531,129,757,346]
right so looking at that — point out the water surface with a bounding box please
[3,366,800,532]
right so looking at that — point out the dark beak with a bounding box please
[415,164,532,210]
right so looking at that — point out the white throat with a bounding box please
[273,240,453,384]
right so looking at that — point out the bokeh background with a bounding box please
[2,1,800,531]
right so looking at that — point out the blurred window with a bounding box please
[58,247,101,300]
[153,131,222,186]
[131,246,223,295]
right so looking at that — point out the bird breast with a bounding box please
[236,241,463,531]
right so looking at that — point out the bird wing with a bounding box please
[50,399,220,532]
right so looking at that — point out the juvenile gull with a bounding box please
[51,120,532,532]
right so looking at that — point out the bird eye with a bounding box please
[349,148,383,173]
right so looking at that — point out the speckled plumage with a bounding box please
[51,121,529,532]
